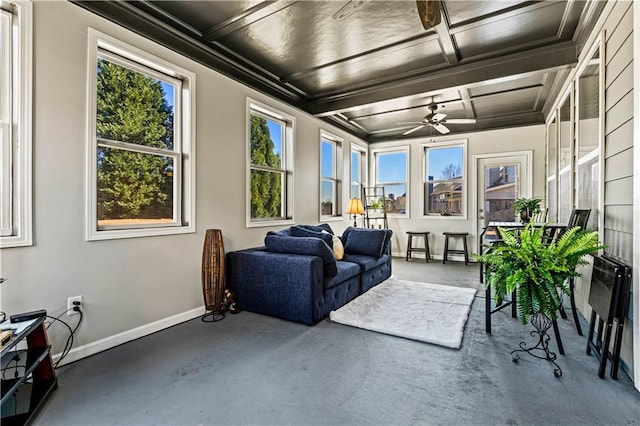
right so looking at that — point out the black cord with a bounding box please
[45,308,83,368]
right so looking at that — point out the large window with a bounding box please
[87,30,196,240]
[0,2,31,248]
[424,142,465,216]
[546,114,558,222]
[247,100,294,226]
[576,46,600,231]
[350,144,367,199]
[372,147,408,215]
[558,92,573,223]
[320,132,342,218]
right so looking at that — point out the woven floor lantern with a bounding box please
[201,229,226,322]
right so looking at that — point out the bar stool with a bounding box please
[442,232,469,265]
[405,231,430,262]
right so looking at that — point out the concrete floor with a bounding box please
[36,259,640,425]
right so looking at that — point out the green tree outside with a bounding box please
[96,58,174,222]
[250,116,282,219]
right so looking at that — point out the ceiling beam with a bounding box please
[202,1,298,41]
[434,2,458,65]
[458,89,475,119]
[309,41,577,117]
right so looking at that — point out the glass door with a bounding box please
[477,155,530,232]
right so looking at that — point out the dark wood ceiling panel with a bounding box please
[472,87,541,116]
[453,2,569,59]
[217,1,428,78]
[343,91,463,121]
[293,39,446,96]
[445,0,531,26]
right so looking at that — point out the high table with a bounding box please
[481,221,568,354]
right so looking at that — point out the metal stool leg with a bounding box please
[569,278,583,336]
[423,234,430,262]
[443,235,449,264]
[552,319,565,355]
[485,284,492,334]
[405,234,412,261]
[462,235,469,265]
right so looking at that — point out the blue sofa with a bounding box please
[226,225,392,325]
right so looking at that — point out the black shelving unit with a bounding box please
[363,186,388,229]
[1,316,57,425]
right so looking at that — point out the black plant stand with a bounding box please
[511,313,563,377]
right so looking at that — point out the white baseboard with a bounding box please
[53,307,204,367]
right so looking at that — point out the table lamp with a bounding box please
[347,198,365,227]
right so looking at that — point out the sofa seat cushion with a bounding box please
[341,253,390,272]
[324,260,360,289]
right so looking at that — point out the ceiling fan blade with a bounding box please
[443,118,477,124]
[416,0,442,30]
[433,123,450,134]
[432,112,447,122]
[403,125,425,136]
[397,121,423,125]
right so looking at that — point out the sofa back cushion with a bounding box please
[343,228,392,258]
[289,225,334,246]
[264,234,338,277]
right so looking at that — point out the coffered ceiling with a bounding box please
[73,0,605,142]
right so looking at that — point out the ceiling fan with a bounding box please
[400,104,476,135]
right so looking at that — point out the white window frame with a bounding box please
[574,34,604,234]
[86,29,196,241]
[0,1,32,248]
[350,143,367,200]
[371,145,409,217]
[422,139,468,219]
[319,131,343,221]
[246,98,295,228]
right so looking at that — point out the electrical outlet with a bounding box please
[67,296,82,316]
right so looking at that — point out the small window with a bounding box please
[0,2,32,248]
[350,145,367,199]
[247,100,294,226]
[424,143,465,216]
[320,132,342,218]
[372,147,408,215]
[87,30,196,240]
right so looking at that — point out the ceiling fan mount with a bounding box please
[400,103,476,136]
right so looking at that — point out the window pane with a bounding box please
[321,140,334,178]
[426,181,462,215]
[378,152,406,182]
[547,117,558,221]
[427,147,463,180]
[382,184,406,214]
[250,169,283,220]
[321,180,334,215]
[97,147,174,226]
[351,150,361,199]
[577,50,599,231]
[96,58,176,150]
[250,115,282,169]
[483,166,517,222]
[558,96,571,223]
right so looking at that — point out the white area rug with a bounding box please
[329,278,476,349]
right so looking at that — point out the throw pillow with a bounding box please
[344,228,388,258]
[289,225,334,246]
[322,230,344,260]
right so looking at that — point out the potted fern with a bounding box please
[513,197,542,223]
[475,222,604,376]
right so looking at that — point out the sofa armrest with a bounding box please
[226,249,325,325]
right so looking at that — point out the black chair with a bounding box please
[585,255,630,379]
[557,209,591,335]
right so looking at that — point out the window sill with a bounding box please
[246,219,295,229]
[0,234,33,248]
[86,224,195,241]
